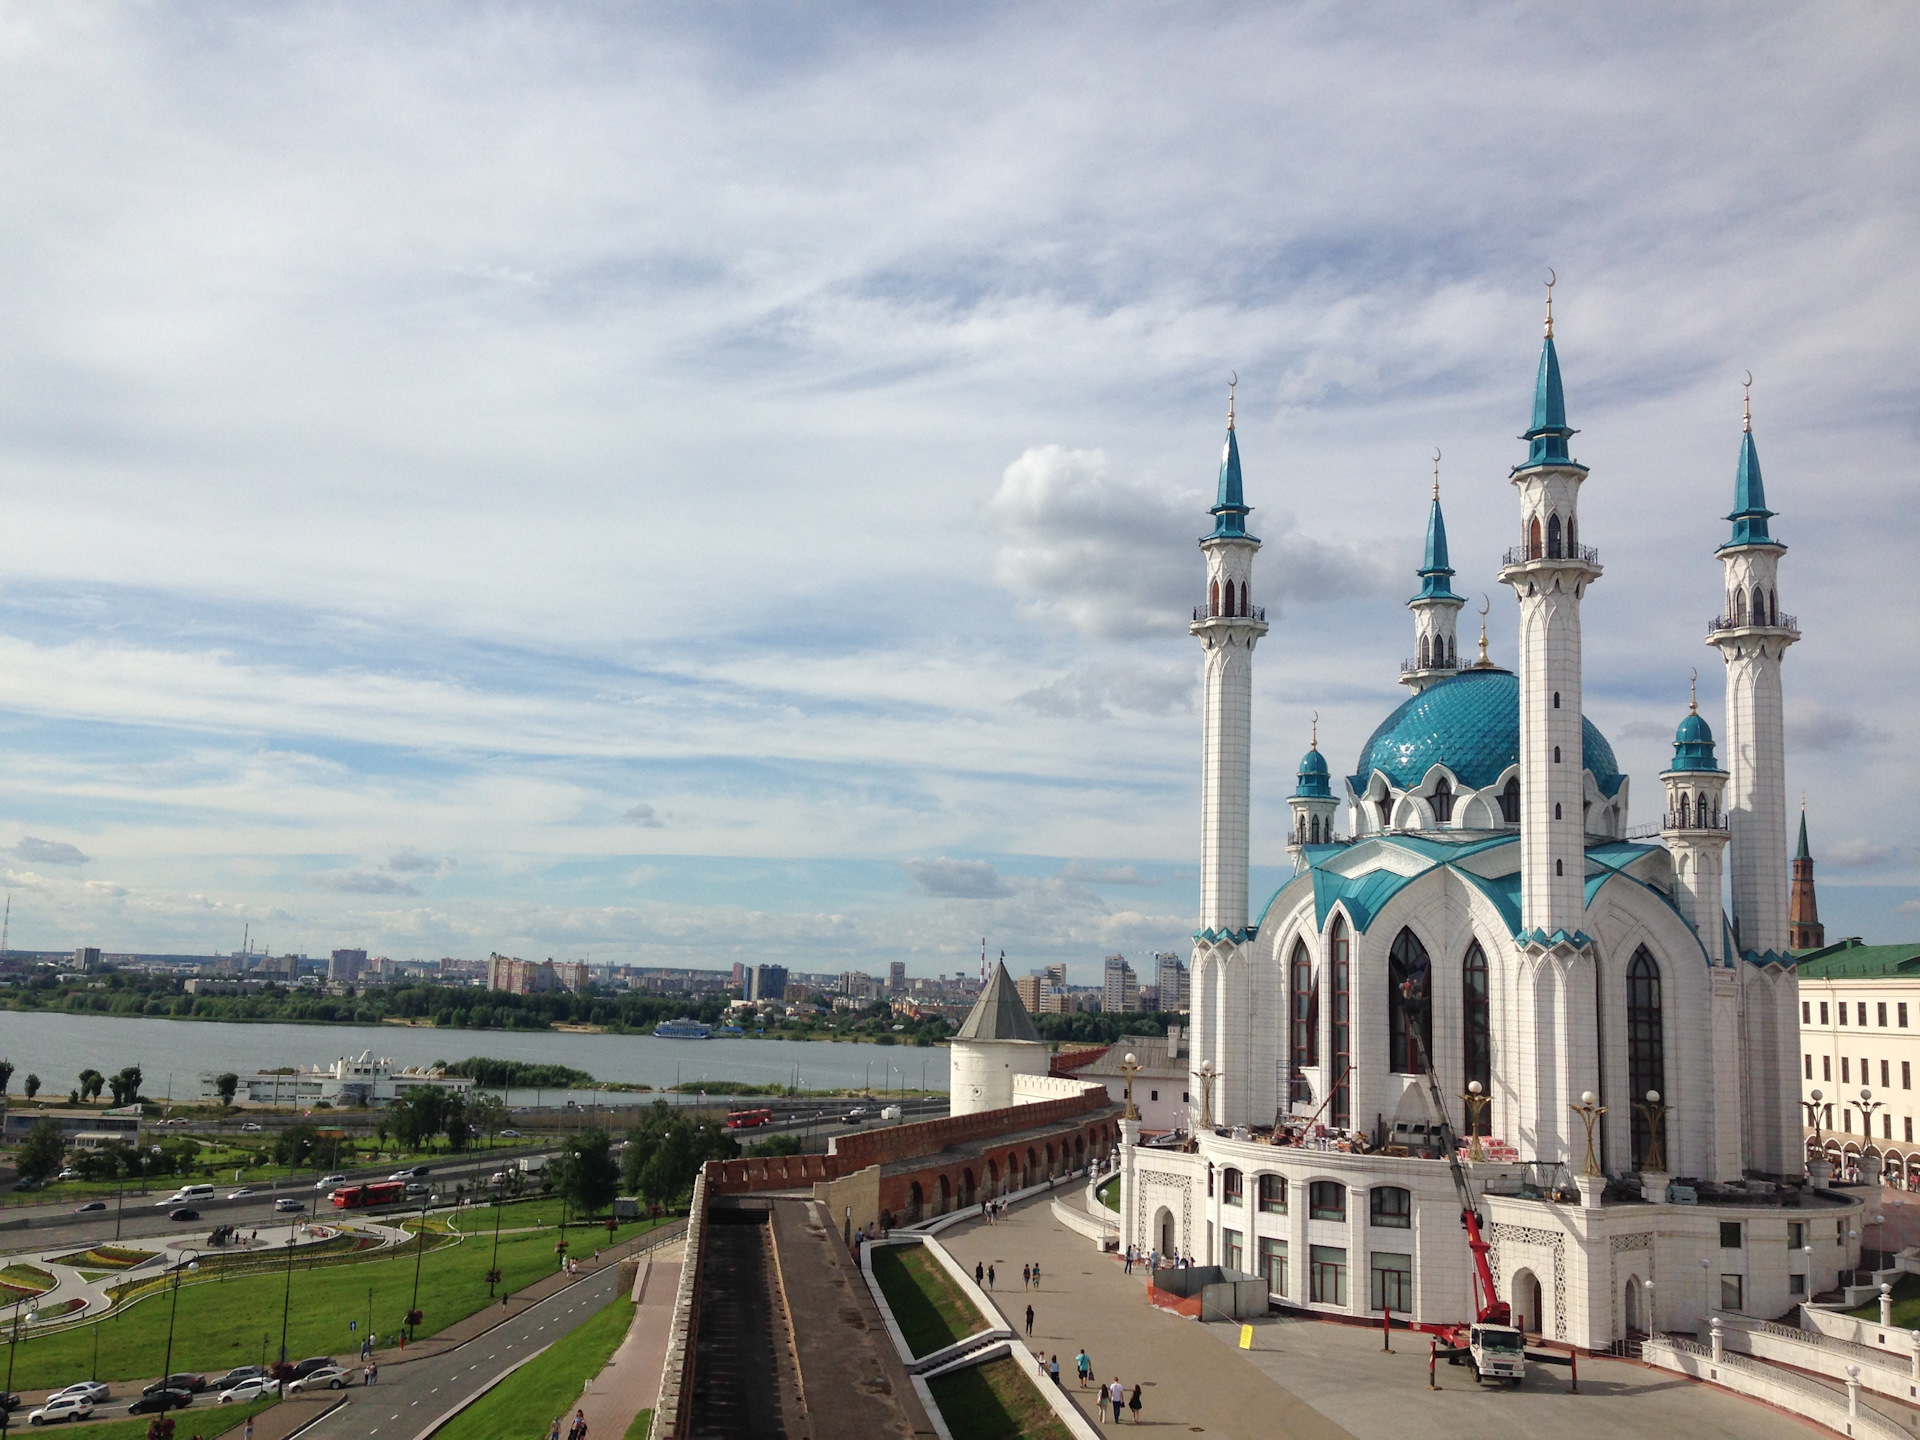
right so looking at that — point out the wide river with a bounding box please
[0,1010,948,1106]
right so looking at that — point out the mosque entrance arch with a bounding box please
[1624,1275,1645,1336]
[1153,1205,1176,1260]
[1512,1268,1544,1337]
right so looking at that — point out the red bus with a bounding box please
[726,1108,774,1130]
[331,1180,407,1209]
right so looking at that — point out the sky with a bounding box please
[0,3,1913,980]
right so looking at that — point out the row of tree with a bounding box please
[0,1060,145,1105]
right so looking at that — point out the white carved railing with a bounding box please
[1646,1333,1912,1440]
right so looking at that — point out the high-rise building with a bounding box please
[888,961,907,995]
[1015,974,1042,1013]
[1154,953,1188,1013]
[1102,956,1139,1014]
[748,965,788,1003]
[329,948,368,983]
[73,947,101,972]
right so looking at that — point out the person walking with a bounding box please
[547,1419,562,1440]
[571,1409,589,1440]
[975,1261,984,1285]
[1022,1263,1032,1289]
[1129,1384,1142,1422]
[1076,1349,1091,1387]
[1032,1260,1041,1286]
[243,1418,254,1440]
[369,1361,379,1384]
[1108,1378,1124,1424]
[1122,1247,1133,1275]
[363,1364,372,1387]
[1048,1354,1060,1387]
[1025,1303,1034,1335]
[987,1264,995,1289]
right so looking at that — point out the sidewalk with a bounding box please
[571,1243,684,1440]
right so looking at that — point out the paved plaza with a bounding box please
[937,1195,1828,1440]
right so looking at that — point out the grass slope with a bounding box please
[1096,1178,1118,1212]
[925,1358,1073,1440]
[435,1296,635,1440]
[5,1215,670,1391]
[41,1396,278,1440]
[869,1244,984,1358]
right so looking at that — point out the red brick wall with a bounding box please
[828,1089,1104,1170]
[705,1152,835,1195]
[873,1113,1120,1226]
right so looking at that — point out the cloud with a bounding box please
[988,446,1388,639]
[316,869,420,897]
[387,848,455,875]
[903,857,1014,899]
[1016,664,1193,721]
[1056,860,1152,886]
[13,837,88,866]
[1788,704,1889,753]
[1827,839,1898,869]
[623,804,666,829]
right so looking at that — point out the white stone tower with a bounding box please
[1191,390,1268,941]
[1658,682,1731,953]
[1496,287,1604,1167]
[1285,719,1340,867]
[1709,386,1798,961]
[948,959,1047,1117]
[1400,457,1466,693]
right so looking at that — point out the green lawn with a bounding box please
[622,1410,652,1440]
[1852,1271,1920,1323]
[0,1215,672,1389]
[1096,1178,1118,1212]
[41,1396,277,1440]
[925,1358,1073,1440]
[434,1296,635,1440]
[869,1244,985,1358]
[444,1197,639,1234]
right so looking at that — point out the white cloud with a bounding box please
[623,804,666,829]
[316,870,420,897]
[903,858,1013,900]
[1827,839,1898,869]
[387,848,455,876]
[1056,860,1153,886]
[13,837,88,867]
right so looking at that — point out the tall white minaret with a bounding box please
[1497,284,1604,1168]
[1401,453,1466,693]
[1192,386,1268,940]
[1709,384,1798,960]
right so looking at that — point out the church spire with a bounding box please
[1789,800,1825,951]
[1724,374,1776,549]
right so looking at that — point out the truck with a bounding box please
[518,1155,547,1175]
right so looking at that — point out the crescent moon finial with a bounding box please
[1310,710,1319,750]
[1741,370,1753,433]
[1543,269,1556,338]
[1480,592,1491,618]
[1431,447,1441,500]
[1690,667,1699,714]
[1227,371,1237,430]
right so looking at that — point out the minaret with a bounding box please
[1790,804,1826,951]
[1401,453,1466,693]
[1708,381,1799,959]
[1498,281,1602,942]
[1191,385,1268,941]
[1286,718,1340,868]
[1659,678,1731,954]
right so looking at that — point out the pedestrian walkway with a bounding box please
[571,1244,684,1440]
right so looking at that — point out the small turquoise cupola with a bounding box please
[1517,280,1577,470]
[1208,387,1256,541]
[1295,734,1333,798]
[1722,382,1779,549]
[1670,703,1722,773]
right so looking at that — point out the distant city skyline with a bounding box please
[0,7,1911,969]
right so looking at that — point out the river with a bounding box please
[0,1010,948,1106]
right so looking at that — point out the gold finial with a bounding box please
[1742,370,1753,433]
[1544,268,1556,338]
[1473,593,1494,668]
[1310,711,1319,751]
[1689,667,1699,715]
[1432,447,1441,501]
[1227,370,1237,431]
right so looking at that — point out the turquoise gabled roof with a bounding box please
[1347,667,1625,798]
[1722,423,1780,550]
[1516,333,1579,470]
[1207,422,1257,541]
[1411,494,1461,604]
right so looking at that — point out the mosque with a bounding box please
[1117,294,1861,1348]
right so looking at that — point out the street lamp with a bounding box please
[1571,1091,1606,1177]
[160,1250,200,1388]
[277,1226,298,1364]
[1635,1090,1670,1173]
[1700,1256,1712,1321]
[487,1185,505,1298]
[1461,1080,1491,1163]
[1120,1053,1142,1121]
[407,1196,430,1339]
[2,1295,40,1435]
[1859,1090,1885,1171]
[1642,1279,1655,1336]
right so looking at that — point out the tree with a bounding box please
[77,1069,104,1102]
[214,1073,239,1107]
[622,1102,735,1206]
[107,1066,143,1107]
[0,1058,11,1096]
[17,1118,64,1178]
[554,1131,620,1216]
[23,1074,39,1100]
[273,1122,321,1168]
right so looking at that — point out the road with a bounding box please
[298,1260,625,1440]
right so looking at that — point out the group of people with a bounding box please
[547,1409,588,1440]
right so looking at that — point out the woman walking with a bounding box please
[1129,1384,1142,1423]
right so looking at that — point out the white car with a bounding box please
[217,1378,280,1404]
[241,1122,263,1132]
[29,1395,95,1424]
[314,1173,348,1190]
[227,1187,256,1200]
[52,1384,109,1404]
[285,1367,351,1394]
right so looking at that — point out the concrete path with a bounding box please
[572,1245,683,1440]
[937,1195,1828,1440]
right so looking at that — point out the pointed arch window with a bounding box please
[1500,777,1521,824]
[1289,939,1317,1102]
[1463,941,1491,1107]
[1678,793,1691,827]
[1734,588,1747,624]
[1628,947,1667,1169]
[1223,580,1236,617]
[1209,579,1220,617]
[1387,928,1432,1075]
[1375,796,1392,831]
[1330,918,1351,1128]
[1446,635,1456,666]
[1566,516,1577,554]
[1770,588,1778,625]
[1419,635,1429,668]
[1752,586,1767,627]
[1547,514,1563,559]
[1431,777,1454,824]
[1528,517,1542,559]
[1239,584,1250,618]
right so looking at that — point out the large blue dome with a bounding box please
[1348,668,1624,797]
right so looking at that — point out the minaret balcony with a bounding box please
[1192,605,1267,624]
[1659,812,1730,834]
[1498,542,1601,569]
[1706,612,1798,637]
[1399,657,1459,677]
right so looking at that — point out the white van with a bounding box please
[169,1184,215,1203]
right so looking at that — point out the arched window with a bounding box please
[1528,517,1542,559]
[1311,814,1322,844]
[1446,635,1456,665]
[1500,778,1521,823]
[1752,586,1766,627]
[1734,588,1747,624]
[1555,859,1563,876]
[1553,691,1561,709]
[1240,584,1250,618]
[1222,1168,1244,1206]
[1554,803,1562,820]
[1567,516,1577,554]
[1376,796,1392,831]
[1553,746,1561,763]
[1224,580,1236,617]
[1419,635,1430,668]
[1547,513,1563,559]
[1770,588,1778,625]
[1209,579,1220,617]
[1432,778,1453,824]
[1369,1186,1412,1228]
[1289,940,1317,1102]
[1678,793,1691,827]
[1463,941,1491,1105]
[1700,791,1713,825]
[1387,927,1432,1074]
[1330,918,1351,1128]
[1628,947,1667,1169]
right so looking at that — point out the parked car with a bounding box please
[241,1122,263,1132]
[227,1187,255,1200]
[73,1201,105,1214]
[167,1207,200,1222]
[209,1367,261,1392]
[216,1378,279,1405]
[9,1178,42,1193]
[52,1384,109,1404]
[127,1390,192,1416]
[0,1392,19,1411]
[55,1168,81,1181]
[286,1366,351,1393]
[28,1395,93,1424]
[498,1128,520,1138]
[144,1375,205,1395]
[274,1198,305,1213]
[288,1358,335,1382]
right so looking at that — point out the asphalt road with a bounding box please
[300,1260,625,1440]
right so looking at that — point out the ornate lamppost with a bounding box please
[160,1249,200,1390]
[1859,1089,1885,1179]
[1634,1090,1671,1174]
[1119,1053,1141,1122]
[1195,1062,1218,1133]
[1460,1080,1490,1163]
[1803,1087,1830,1172]
[2,1294,40,1438]
[1570,1091,1606,1177]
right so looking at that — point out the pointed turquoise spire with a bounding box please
[1413,456,1459,602]
[1724,379,1778,548]
[1517,277,1577,469]
[1208,381,1256,540]
[1796,805,1811,861]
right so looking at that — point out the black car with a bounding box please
[143,1375,205,1397]
[8,1178,41,1193]
[289,1357,335,1381]
[0,1392,19,1412]
[128,1390,192,1416]
[167,1207,200,1222]
[74,1201,106,1214]
[209,1368,260,1392]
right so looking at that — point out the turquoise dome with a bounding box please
[1295,746,1332,799]
[1348,667,1624,798]
[1668,708,1722,773]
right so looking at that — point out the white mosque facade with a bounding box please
[1117,304,1863,1348]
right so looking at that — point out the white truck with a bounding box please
[518,1155,547,1175]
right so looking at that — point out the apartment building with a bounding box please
[1797,937,1920,1184]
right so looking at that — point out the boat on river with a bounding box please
[653,1019,711,1039]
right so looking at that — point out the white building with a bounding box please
[1103,956,1140,1014]
[1121,303,1857,1348]
[200,1051,474,1106]
[1078,1027,1190,1133]
[948,962,1050,1116]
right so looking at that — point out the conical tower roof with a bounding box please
[956,959,1042,1043]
